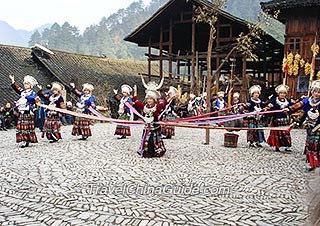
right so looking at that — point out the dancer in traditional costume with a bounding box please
[187,94,198,116]
[37,82,65,143]
[289,80,320,171]
[160,86,179,139]
[187,93,206,116]
[9,75,39,148]
[134,91,176,157]
[134,76,176,158]
[70,83,96,140]
[227,92,244,129]
[212,91,226,114]
[114,84,134,139]
[199,92,207,113]
[244,85,266,147]
[265,84,292,152]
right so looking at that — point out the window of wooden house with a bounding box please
[289,39,295,49]
[295,39,300,50]
[289,38,301,50]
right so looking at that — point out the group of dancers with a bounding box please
[9,74,95,148]
[7,74,320,171]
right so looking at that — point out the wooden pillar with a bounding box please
[148,37,152,82]
[159,25,163,79]
[196,51,200,95]
[169,19,173,84]
[205,62,211,145]
[242,56,247,102]
[215,20,220,93]
[191,19,196,93]
[263,53,267,82]
[215,57,220,93]
[271,54,275,87]
[188,60,191,82]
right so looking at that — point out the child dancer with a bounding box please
[134,76,176,158]
[289,80,320,171]
[228,92,244,129]
[134,89,177,158]
[187,93,197,116]
[114,84,134,139]
[265,84,292,152]
[160,86,179,139]
[70,83,96,140]
[37,82,65,143]
[245,85,266,148]
[9,74,39,148]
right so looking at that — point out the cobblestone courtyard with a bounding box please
[0,123,314,225]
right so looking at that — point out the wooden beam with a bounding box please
[140,73,168,78]
[147,56,170,61]
[160,25,163,79]
[145,52,232,61]
[169,18,173,84]
[219,23,232,27]
[216,19,220,48]
[139,41,170,48]
[215,57,220,92]
[191,19,196,93]
[148,37,152,82]
[196,51,200,95]
[173,19,193,25]
[218,37,237,42]
[242,56,247,102]
[180,10,183,21]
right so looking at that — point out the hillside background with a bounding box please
[0,0,284,60]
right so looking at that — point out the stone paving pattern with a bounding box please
[0,123,311,225]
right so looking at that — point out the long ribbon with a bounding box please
[39,104,293,132]
[89,107,106,118]
[88,107,143,127]
[156,121,293,131]
[184,115,245,125]
[176,110,284,123]
[139,125,150,157]
[125,102,145,121]
[174,103,243,122]
[158,99,173,120]
[39,104,144,125]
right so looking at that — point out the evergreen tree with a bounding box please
[60,22,80,52]
[28,30,42,46]
[27,0,283,60]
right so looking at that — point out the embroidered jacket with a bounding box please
[11,82,38,112]
[290,97,320,130]
[72,88,96,114]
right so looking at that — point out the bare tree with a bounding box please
[193,1,275,144]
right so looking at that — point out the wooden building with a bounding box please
[261,0,320,97]
[125,0,284,100]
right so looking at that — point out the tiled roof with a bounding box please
[261,0,320,12]
[32,47,160,87]
[0,44,161,106]
[0,44,56,106]
[31,47,162,102]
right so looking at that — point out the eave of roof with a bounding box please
[261,0,320,12]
